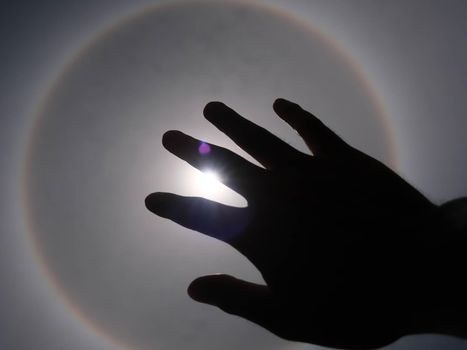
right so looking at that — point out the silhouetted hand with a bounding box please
[145,99,457,349]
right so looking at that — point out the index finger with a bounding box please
[162,130,266,196]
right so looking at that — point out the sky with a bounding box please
[1,1,467,350]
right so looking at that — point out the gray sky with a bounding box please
[1,1,466,350]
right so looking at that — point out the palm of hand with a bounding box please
[146,99,436,349]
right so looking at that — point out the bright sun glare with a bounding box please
[196,170,222,195]
[189,167,247,207]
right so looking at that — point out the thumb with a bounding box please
[188,274,280,331]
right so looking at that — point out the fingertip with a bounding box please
[203,101,226,120]
[187,274,234,303]
[273,98,299,115]
[187,275,213,302]
[144,192,158,211]
[187,278,204,302]
[273,97,288,108]
[162,130,183,149]
[144,192,169,213]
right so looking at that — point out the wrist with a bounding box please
[403,198,467,338]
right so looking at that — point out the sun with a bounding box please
[195,169,222,195]
[187,167,247,206]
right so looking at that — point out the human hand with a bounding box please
[145,99,440,349]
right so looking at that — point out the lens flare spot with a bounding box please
[198,142,211,155]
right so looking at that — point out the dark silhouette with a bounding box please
[145,98,467,349]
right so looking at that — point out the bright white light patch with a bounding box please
[196,170,222,195]
[187,168,247,207]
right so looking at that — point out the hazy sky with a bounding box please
[1,1,466,350]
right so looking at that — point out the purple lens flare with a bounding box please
[198,142,211,155]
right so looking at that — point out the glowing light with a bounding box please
[196,170,222,195]
[198,142,211,155]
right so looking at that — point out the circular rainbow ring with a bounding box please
[20,1,398,349]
